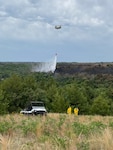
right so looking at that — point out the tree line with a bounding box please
[0,72,113,115]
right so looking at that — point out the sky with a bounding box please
[0,0,113,62]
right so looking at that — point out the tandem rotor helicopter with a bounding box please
[55,25,61,29]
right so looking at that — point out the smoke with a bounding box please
[32,54,57,73]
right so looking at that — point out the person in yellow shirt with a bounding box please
[67,106,72,114]
[74,107,79,116]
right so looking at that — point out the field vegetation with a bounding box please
[0,113,113,150]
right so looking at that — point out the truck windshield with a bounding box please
[31,102,44,107]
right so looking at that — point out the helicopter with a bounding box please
[55,25,61,29]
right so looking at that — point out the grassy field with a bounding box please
[0,113,113,150]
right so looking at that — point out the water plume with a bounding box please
[32,54,57,73]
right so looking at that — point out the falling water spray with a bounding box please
[32,54,57,73]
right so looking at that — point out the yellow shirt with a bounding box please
[67,107,72,114]
[74,108,79,115]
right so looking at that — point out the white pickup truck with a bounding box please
[20,101,47,115]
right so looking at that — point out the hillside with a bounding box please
[0,62,32,79]
[0,62,113,79]
[56,62,113,74]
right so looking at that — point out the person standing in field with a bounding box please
[74,107,79,116]
[67,106,72,114]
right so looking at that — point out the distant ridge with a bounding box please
[55,62,113,75]
[0,62,113,79]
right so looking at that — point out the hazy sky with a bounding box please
[0,0,113,62]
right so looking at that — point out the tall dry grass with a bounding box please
[89,128,113,150]
[0,114,113,149]
[0,134,12,150]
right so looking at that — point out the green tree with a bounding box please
[51,92,69,113]
[1,74,41,113]
[91,95,110,115]
[62,83,89,114]
[0,90,8,114]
